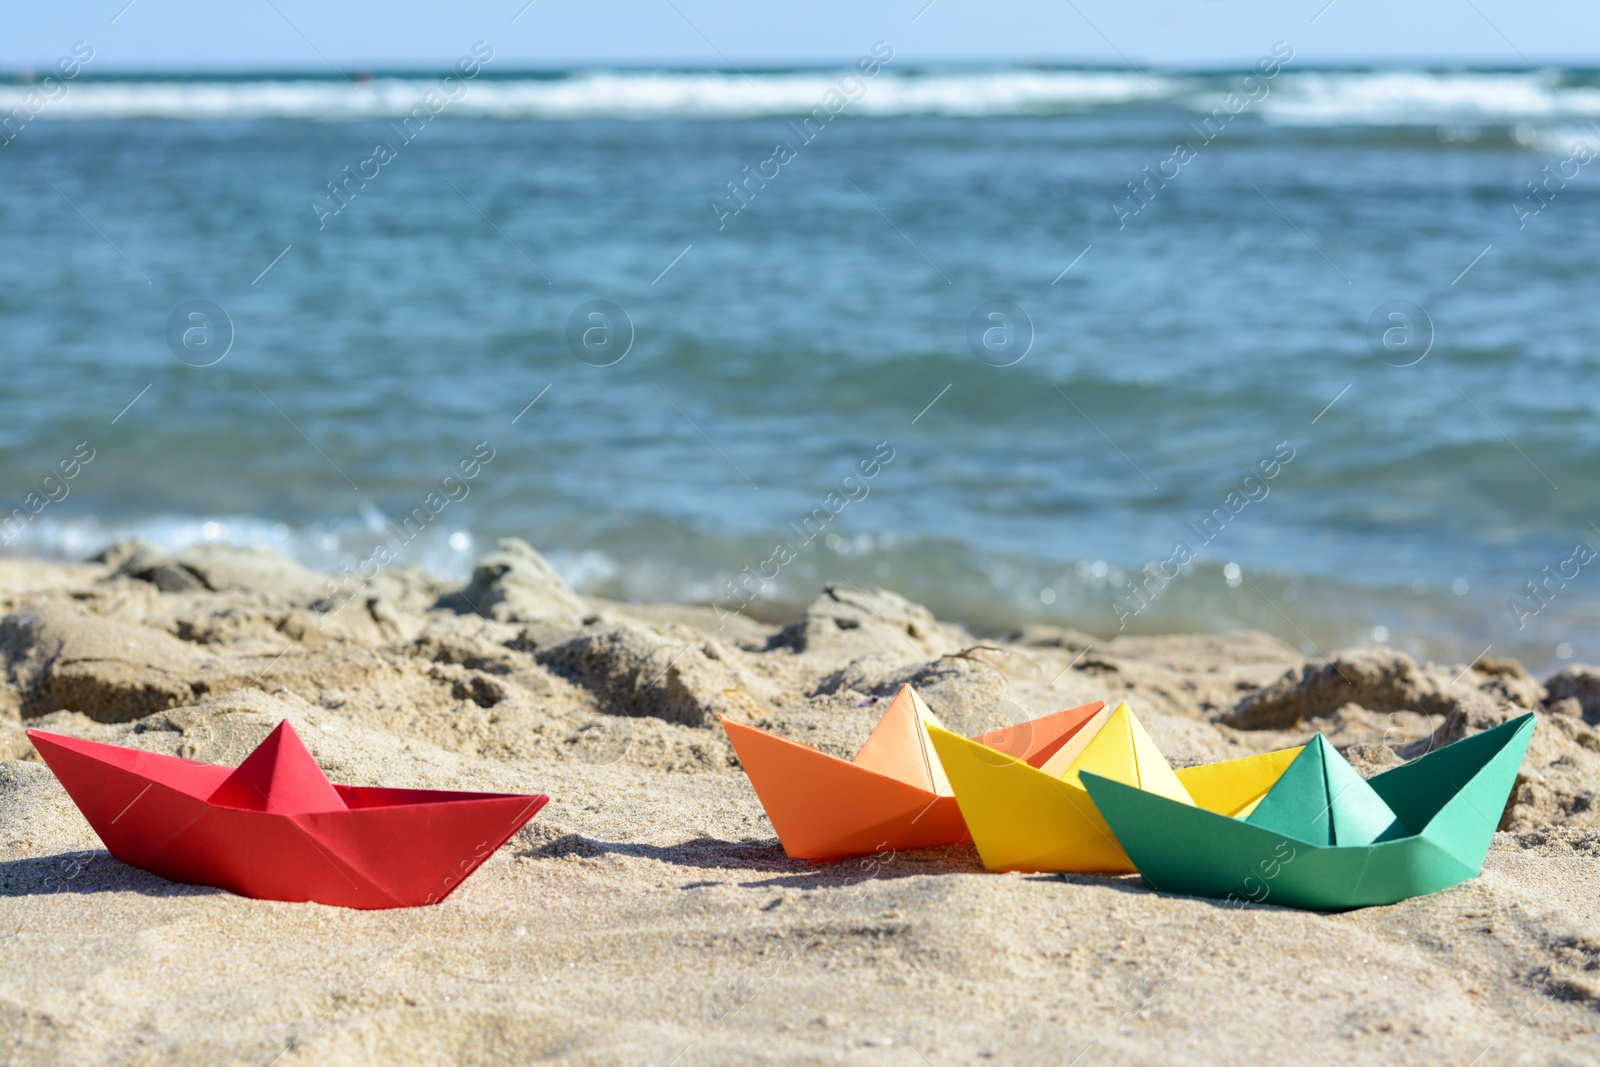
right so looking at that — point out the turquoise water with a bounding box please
[3,66,1599,671]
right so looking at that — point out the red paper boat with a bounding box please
[26,720,548,909]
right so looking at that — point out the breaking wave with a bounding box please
[5,67,1596,127]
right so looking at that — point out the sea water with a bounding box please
[2,66,1598,672]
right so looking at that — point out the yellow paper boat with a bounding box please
[926,702,1302,873]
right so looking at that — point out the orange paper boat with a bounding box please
[720,684,1106,861]
[27,720,548,909]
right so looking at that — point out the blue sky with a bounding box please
[5,0,1598,71]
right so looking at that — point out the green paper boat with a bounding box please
[1080,712,1536,911]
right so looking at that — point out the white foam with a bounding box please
[0,69,1174,121]
[8,69,1599,126]
[10,69,1598,127]
[1257,71,1600,126]
[0,513,481,581]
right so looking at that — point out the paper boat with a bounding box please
[1081,712,1537,910]
[928,702,1304,873]
[720,684,1106,861]
[27,720,548,909]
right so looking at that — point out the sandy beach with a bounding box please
[0,539,1595,1065]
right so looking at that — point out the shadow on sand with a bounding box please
[520,834,1141,893]
[0,850,224,901]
